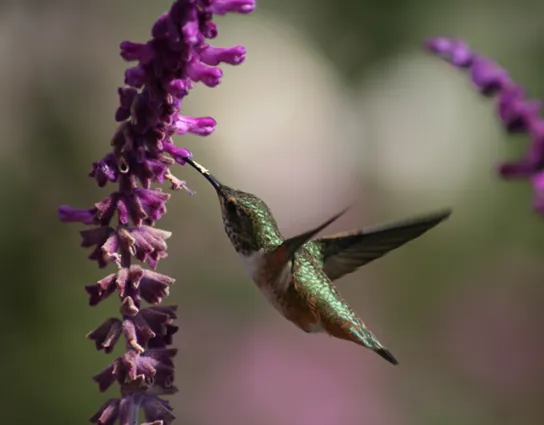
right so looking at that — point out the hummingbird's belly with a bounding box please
[306,321,325,333]
[239,250,291,308]
[239,251,322,332]
[257,276,324,333]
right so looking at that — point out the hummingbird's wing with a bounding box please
[308,209,451,281]
[272,207,350,262]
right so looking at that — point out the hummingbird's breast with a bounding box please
[239,250,292,312]
[239,249,322,332]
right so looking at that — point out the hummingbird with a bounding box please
[184,158,451,365]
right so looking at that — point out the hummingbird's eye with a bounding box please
[225,197,237,214]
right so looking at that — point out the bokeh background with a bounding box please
[2,0,544,424]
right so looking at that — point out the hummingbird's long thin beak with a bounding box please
[183,157,223,191]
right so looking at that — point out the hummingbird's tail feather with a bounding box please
[322,316,399,365]
[354,332,399,366]
[375,348,399,365]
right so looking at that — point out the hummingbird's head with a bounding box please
[184,158,279,255]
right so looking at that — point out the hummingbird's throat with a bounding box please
[224,223,259,256]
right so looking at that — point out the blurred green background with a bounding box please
[2,0,544,424]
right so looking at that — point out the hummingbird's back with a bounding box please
[289,247,392,357]
[284,247,356,332]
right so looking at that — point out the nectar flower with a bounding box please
[59,1,254,424]
[425,37,544,215]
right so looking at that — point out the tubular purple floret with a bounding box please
[425,36,544,215]
[58,1,255,423]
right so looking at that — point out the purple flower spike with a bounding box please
[425,37,544,215]
[58,1,254,423]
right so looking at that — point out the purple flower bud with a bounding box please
[497,86,541,133]
[144,307,179,348]
[132,305,178,348]
[58,205,98,224]
[116,196,131,225]
[208,0,256,15]
[115,88,138,122]
[148,158,170,180]
[94,194,119,224]
[128,155,171,188]
[151,13,170,39]
[120,266,144,297]
[199,44,247,66]
[124,66,147,88]
[141,396,175,425]
[138,269,176,305]
[173,115,216,136]
[92,311,178,391]
[164,78,189,97]
[87,318,123,353]
[85,273,117,305]
[117,226,171,269]
[89,398,123,425]
[498,159,537,178]
[90,154,118,186]
[79,227,118,268]
[162,142,192,165]
[201,19,218,39]
[109,350,163,391]
[470,57,510,95]
[186,60,223,87]
[120,41,153,64]
[132,188,171,223]
[93,364,117,393]
[182,21,200,46]
[425,37,473,67]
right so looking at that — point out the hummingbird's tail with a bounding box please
[323,317,399,365]
[358,329,399,366]
[374,347,399,365]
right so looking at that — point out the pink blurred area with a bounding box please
[180,317,401,425]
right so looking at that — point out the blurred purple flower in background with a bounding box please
[57,1,254,424]
[425,37,544,214]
